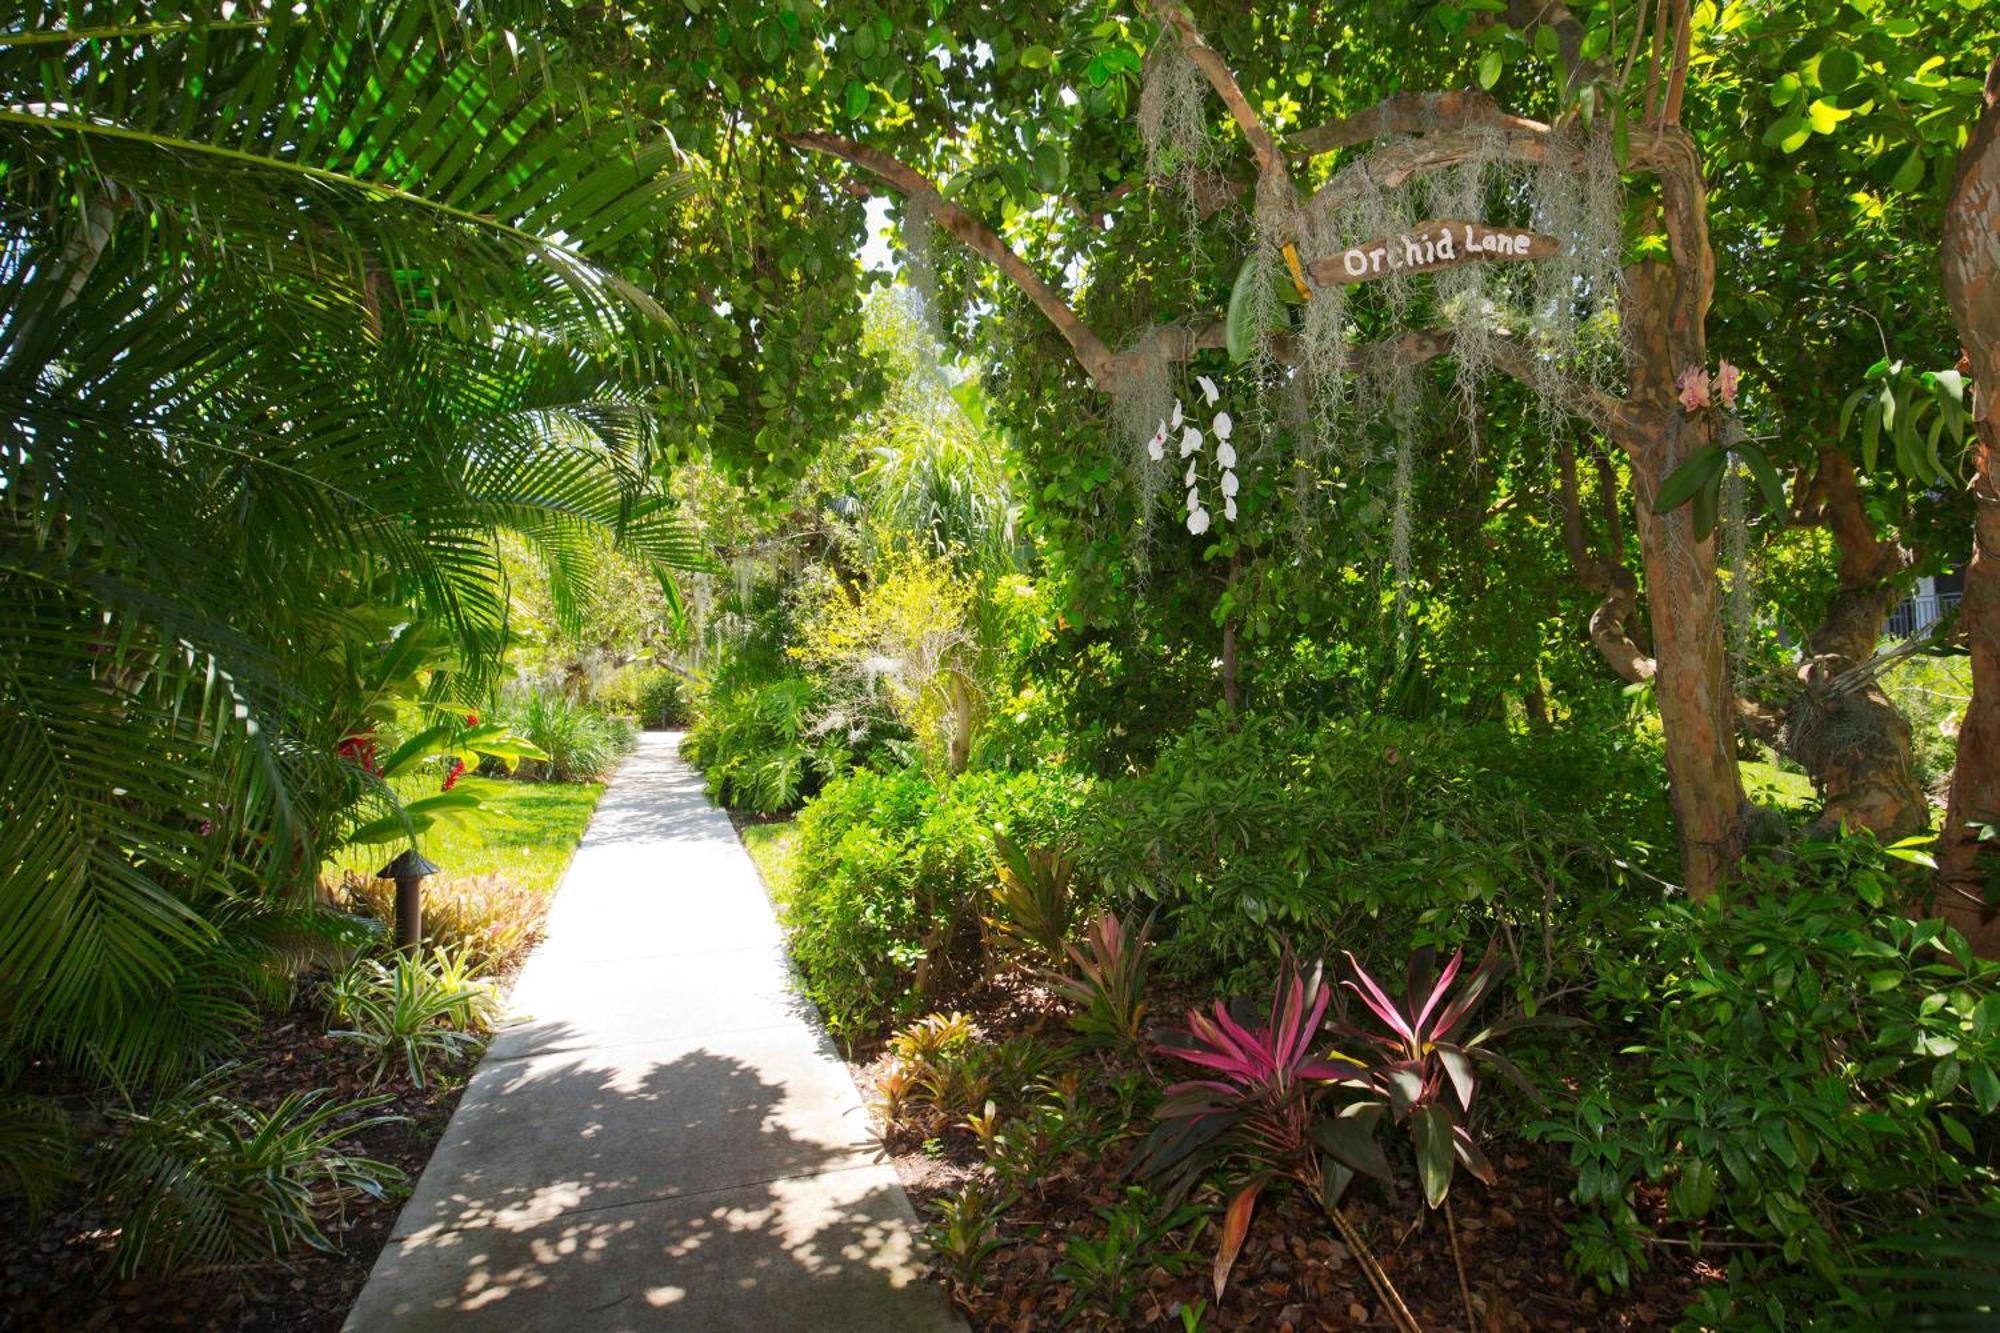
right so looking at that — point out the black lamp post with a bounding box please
[377,848,440,956]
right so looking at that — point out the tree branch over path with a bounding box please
[1152,2,1291,188]
[1290,91,1544,157]
[782,130,1121,386]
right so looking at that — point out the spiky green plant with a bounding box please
[325,948,499,1088]
[986,833,1082,964]
[101,1069,403,1277]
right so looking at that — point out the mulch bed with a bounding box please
[853,975,1712,1332]
[1,998,483,1332]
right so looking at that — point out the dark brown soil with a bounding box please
[1,998,482,1332]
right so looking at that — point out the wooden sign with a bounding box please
[1306,218,1559,287]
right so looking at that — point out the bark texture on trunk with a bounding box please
[1938,58,2000,957]
[1781,449,1928,841]
[1623,258,1748,895]
[945,669,976,777]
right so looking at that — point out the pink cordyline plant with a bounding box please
[1334,943,1566,1329]
[1134,953,1416,1329]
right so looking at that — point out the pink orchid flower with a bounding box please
[1676,366,1711,413]
[1716,360,1741,409]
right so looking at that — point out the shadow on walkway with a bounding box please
[355,1038,940,1330]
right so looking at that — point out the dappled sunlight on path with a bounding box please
[345,734,960,1331]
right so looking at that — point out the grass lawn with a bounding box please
[333,775,604,895]
[1742,758,1818,813]
[739,820,799,904]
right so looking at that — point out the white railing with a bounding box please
[1886,590,1962,639]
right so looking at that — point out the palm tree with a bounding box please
[0,4,708,1085]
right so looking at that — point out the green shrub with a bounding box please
[783,766,1091,1042]
[1531,841,2000,1325]
[682,677,844,814]
[1077,709,1672,988]
[101,1069,403,1277]
[1879,652,1971,791]
[493,684,635,782]
[631,669,693,729]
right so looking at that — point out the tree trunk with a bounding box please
[1632,437,1750,893]
[1623,259,1748,895]
[1938,57,2000,956]
[1783,449,1928,841]
[1556,436,1656,683]
[1523,673,1550,729]
[945,669,975,776]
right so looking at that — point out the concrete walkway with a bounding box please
[346,733,960,1331]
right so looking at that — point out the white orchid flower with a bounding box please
[1188,506,1211,534]
[1224,496,1238,522]
[1170,399,1184,428]
[1148,436,1165,461]
[1186,485,1201,513]
[1217,441,1237,468]
[1184,457,1198,485]
[1221,470,1239,497]
[1197,374,1219,406]
[1180,425,1203,457]
[1212,410,1232,439]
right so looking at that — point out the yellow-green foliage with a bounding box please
[348,872,546,970]
[791,539,981,773]
[1881,651,1972,788]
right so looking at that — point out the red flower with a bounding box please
[465,712,479,727]
[442,758,467,792]
[336,730,379,775]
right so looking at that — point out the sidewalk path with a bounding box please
[346,733,960,1331]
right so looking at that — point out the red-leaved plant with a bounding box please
[1336,943,1546,1210]
[1133,954,1418,1330]
[1336,943,1563,1332]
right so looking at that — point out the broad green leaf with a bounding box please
[380,723,454,779]
[1970,1062,2000,1115]
[1807,98,1852,134]
[1762,108,1810,153]
[1690,466,1722,542]
[1817,49,1861,92]
[1890,146,1926,191]
[1652,445,1726,513]
[1670,1158,1717,1219]
[1225,252,1285,364]
[1733,444,1789,516]
[1314,1111,1393,1181]
[1412,1104,1456,1209]
[1838,387,1867,441]
[1477,49,1502,90]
